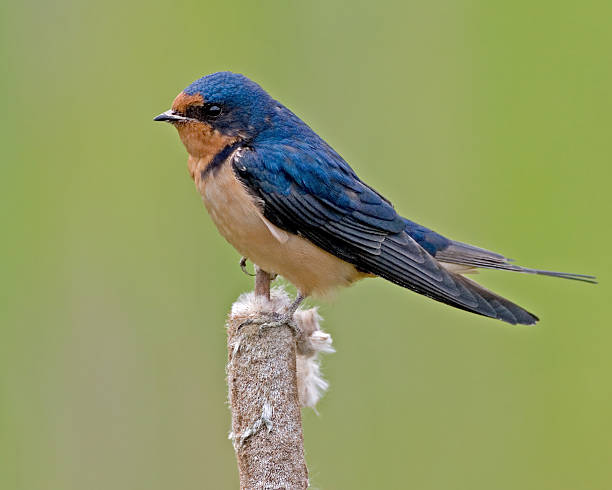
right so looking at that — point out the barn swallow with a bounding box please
[155,72,595,325]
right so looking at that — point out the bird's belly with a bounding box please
[194,158,366,296]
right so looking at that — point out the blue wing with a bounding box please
[232,141,538,325]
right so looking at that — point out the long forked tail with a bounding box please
[434,240,597,283]
[363,234,542,325]
[358,228,593,325]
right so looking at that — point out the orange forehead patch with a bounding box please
[172,92,204,114]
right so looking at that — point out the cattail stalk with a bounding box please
[226,269,309,489]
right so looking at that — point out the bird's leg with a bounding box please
[239,291,306,336]
[286,291,306,318]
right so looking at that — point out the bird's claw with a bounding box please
[239,257,256,276]
[238,312,301,337]
[239,257,278,280]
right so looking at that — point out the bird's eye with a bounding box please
[185,103,223,121]
[205,104,222,118]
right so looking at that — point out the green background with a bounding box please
[2,1,610,489]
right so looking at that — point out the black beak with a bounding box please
[153,110,190,123]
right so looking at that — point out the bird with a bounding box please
[154,72,595,326]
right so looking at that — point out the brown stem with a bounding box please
[254,267,271,300]
[227,270,308,489]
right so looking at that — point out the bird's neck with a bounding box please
[176,121,237,170]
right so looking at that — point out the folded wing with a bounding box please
[232,142,539,325]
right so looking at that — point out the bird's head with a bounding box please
[154,72,272,158]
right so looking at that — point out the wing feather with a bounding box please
[232,144,538,324]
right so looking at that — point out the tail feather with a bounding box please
[366,241,540,325]
[435,241,597,284]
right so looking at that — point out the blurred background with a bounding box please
[1,1,611,489]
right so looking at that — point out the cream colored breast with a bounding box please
[192,156,369,296]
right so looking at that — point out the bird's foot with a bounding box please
[239,256,255,277]
[239,257,277,280]
[239,311,301,336]
[238,291,306,336]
